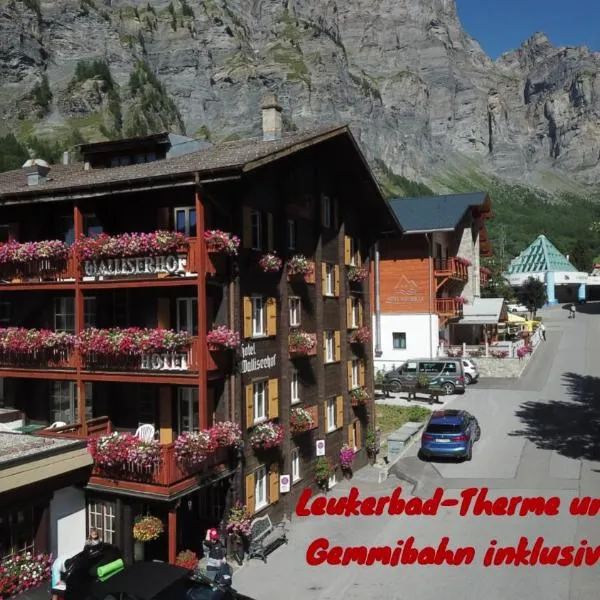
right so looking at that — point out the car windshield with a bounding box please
[426,423,464,434]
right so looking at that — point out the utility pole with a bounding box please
[499,225,507,273]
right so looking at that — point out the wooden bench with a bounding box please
[399,383,444,405]
[248,515,288,562]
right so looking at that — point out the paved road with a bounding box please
[233,305,600,600]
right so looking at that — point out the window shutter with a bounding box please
[334,331,341,362]
[344,236,351,265]
[243,297,253,338]
[347,360,353,391]
[346,298,352,328]
[157,208,170,230]
[157,298,170,329]
[334,265,340,296]
[269,463,280,504]
[355,420,362,449]
[245,384,254,428]
[358,301,363,326]
[266,298,277,336]
[359,361,366,387]
[324,399,328,430]
[356,241,362,266]
[323,332,327,357]
[267,212,274,251]
[242,206,252,248]
[321,262,327,295]
[336,395,344,429]
[268,378,279,419]
[245,472,256,514]
[348,424,355,448]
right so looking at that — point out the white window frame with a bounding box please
[254,466,268,511]
[351,360,359,389]
[177,387,199,434]
[289,297,301,327]
[290,369,300,404]
[326,397,336,432]
[351,297,360,328]
[84,296,97,328]
[325,331,335,363]
[392,332,407,350]
[253,380,267,422]
[252,296,265,337]
[52,381,93,424]
[287,219,296,250]
[174,206,196,237]
[291,448,301,482]
[322,196,332,228]
[349,237,357,266]
[325,264,334,296]
[177,297,198,335]
[54,297,75,333]
[251,210,263,250]
[87,501,116,545]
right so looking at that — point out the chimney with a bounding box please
[261,93,282,141]
[22,158,50,186]
[62,151,70,165]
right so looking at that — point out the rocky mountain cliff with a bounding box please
[2,0,600,194]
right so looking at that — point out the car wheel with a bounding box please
[442,382,455,395]
[388,380,401,394]
[465,443,473,462]
[474,426,481,441]
[464,373,473,385]
[418,449,429,462]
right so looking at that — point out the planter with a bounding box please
[204,230,240,256]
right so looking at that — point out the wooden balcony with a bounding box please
[89,445,233,497]
[0,254,77,287]
[0,348,78,378]
[434,258,469,284]
[34,416,112,439]
[480,267,491,286]
[435,297,461,317]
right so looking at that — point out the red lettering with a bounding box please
[491,496,507,516]
[326,546,343,565]
[570,496,600,516]
[400,537,418,564]
[295,488,312,517]
[422,488,444,515]
[311,496,326,515]
[306,537,329,566]
[361,496,376,516]
[459,487,478,516]
[389,487,407,515]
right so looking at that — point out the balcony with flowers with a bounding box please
[204,230,239,275]
[288,330,317,358]
[258,252,283,274]
[286,254,315,283]
[0,327,77,370]
[0,239,76,285]
[290,406,317,435]
[433,256,469,282]
[75,230,200,282]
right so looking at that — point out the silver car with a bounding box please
[462,358,479,384]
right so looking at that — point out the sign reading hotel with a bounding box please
[385,275,425,304]
[83,255,187,278]
[240,342,277,374]
[141,352,188,371]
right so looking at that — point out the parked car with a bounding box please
[383,358,466,395]
[419,409,480,462]
[86,561,255,600]
[507,303,529,313]
[461,358,479,384]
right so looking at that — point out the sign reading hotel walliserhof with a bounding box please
[241,342,277,374]
[83,254,187,278]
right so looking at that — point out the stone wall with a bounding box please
[476,355,532,378]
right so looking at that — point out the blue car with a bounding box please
[419,409,480,461]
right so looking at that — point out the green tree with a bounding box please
[569,239,595,272]
[0,134,29,172]
[517,276,547,310]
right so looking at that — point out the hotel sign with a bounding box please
[141,352,189,371]
[385,275,425,305]
[83,255,187,278]
[241,342,277,374]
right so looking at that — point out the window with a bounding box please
[54,297,75,333]
[251,210,263,250]
[253,380,267,422]
[326,398,336,432]
[392,332,406,350]
[287,219,297,250]
[254,466,268,511]
[420,362,443,374]
[291,448,300,482]
[60,214,103,246]
[0,506,36,559]
[325,331,335,363]
[51,381,92,424]
[351,360,359,389]
[0,226,9,243]
[84,297,97,328]
[87,500,116,545]
[174,207,197,237]
[290,369,300,404]
[289,297,301,327]
[177,298,198,335]
[322,196,332,228]
[177,387,199,434]
[0,302,10,326]
[351,297,360,328]
[252,297,265,337]
[324,264,334,296]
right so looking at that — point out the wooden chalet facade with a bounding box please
[0,98,400,564]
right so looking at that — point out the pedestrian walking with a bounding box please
[569,303,576,319]
[540,322,546,341]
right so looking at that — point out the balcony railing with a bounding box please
[435,298,460,316]
[434,258,468,281]
[0,349,77,370]
[34,416,112,439]
[480,267,491,286]
[0,254,78,284]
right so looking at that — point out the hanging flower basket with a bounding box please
[288,330,316,356]
[455,296,468,306]
[174,431,217,466]
[290,407,314,434]
[74,231,187,260]
[350,326,371,344]
[0,552,52,597]
[314,456,335,489]
[258,252,283,273]
[175,550,199,570]
[349,387,370,407]
[87,432,161,470]
[287,254,313,276]
[225,501,252,537]
[203,230,240,256]
[133,515,164,543]
[249,422,284,451]
[206,326,241,350]
[339,443,355,469]
[347,266,369,283]
[209,421,243,448]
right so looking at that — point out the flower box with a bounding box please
[203,230,240,256]
[225,501,252,537]
[209,421,242,448]
[314,456,335,488]
[454,296,468,306]
[88,432,161,471]
[174,431,217,466]
[339,443,355,469]
[349,386,370,406]
[290,406,314,435]
[0,552,52,598]
[175,550,199,570]
[0,239,71,281]
[133,515,164,542]
[74,231,188,260]
[206,326,241,350]
[258,252,283,273]
[0,328,76,366]
[347,266,369,283]
[350,326,371,344]
[287,255,314,278]
[288,331,317,356]
[490,350,509,359]
[249,422,284,451]
[516,345,533,359]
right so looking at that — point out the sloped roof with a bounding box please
[506,235,577,274]
[389,192,489,233]
[458,297,506,324]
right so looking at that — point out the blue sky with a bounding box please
[456,0,600,59]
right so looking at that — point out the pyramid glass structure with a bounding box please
[506,235,577,275]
